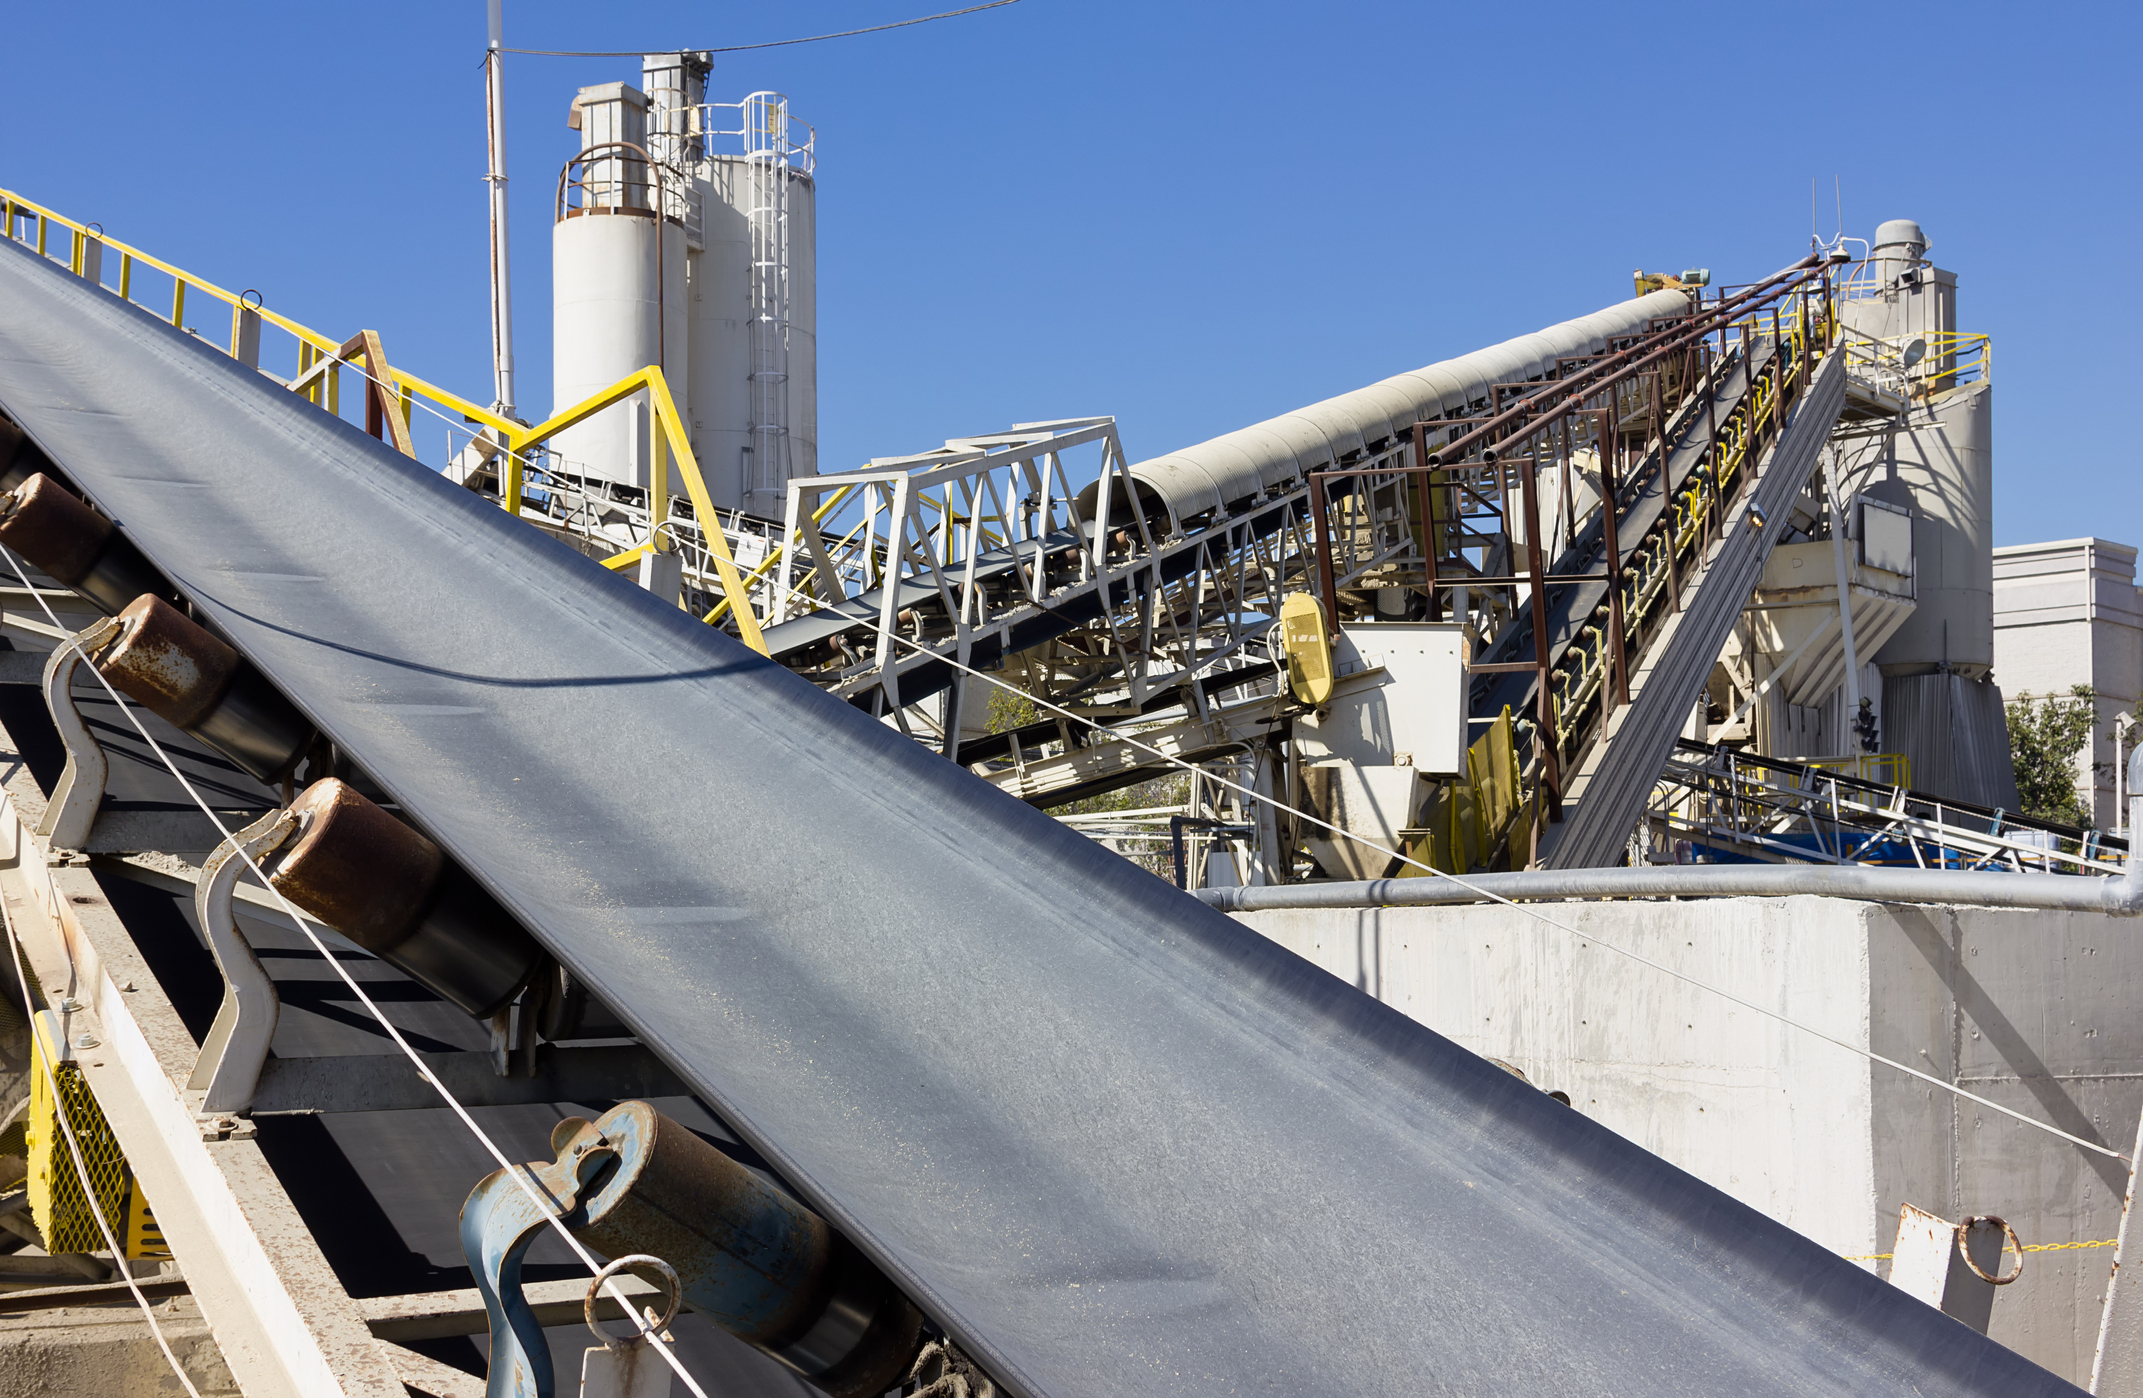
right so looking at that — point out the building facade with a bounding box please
[1992,538,2142,828]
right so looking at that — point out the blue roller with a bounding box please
[0,238,2085,1397]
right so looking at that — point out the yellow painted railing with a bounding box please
[1802,753,1913,789]
[0,187,514,440]
[0,186,790,655]
[503,367,766,655]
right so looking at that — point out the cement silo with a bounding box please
[549,57,817,518]
[551,81,688,490]
[1833,219,2012,805]
[686,88,817,516]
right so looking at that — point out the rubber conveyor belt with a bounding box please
[0,240,2081,1397]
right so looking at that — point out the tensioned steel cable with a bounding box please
[505,0,1023,57]
[326,340,2132,1165]
[0,552,717,1398]
[346,345,2129,1167]
[0,907,205,1398]
[740,565,2132,1165]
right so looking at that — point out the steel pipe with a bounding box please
[89,594,313,782]
[1196,765,2143,916]
[267,778,544,1018]
[0,473,174,615]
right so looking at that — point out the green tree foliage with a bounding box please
[983,684,1039,735]
[2005,685,2099,827]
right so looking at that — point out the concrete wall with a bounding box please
[1993,538,2142,826]
[1237,896,2142,1383]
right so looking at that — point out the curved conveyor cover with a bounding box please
[0,240,2080,1397]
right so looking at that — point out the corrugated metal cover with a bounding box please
[1882,672,2024,809]
[1128,290,1691,520]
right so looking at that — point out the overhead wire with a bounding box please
[739,554,2133,1165]
[0,550,717,1398]
[504,0,1022,58]
[57,332,2123,1218]
[305,319,2132,1167]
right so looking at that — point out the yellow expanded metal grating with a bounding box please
[25,1013,167,1258]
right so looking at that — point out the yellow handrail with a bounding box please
[502,366,766,655]
[0,186,519,438]
[0,185,794,656]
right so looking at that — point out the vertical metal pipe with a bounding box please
[1596,410,1629,710]
[484,0,517,417]
[1412,424,1440,622]
[1310,473,1337,630]
[1655,370,1680,613]
[1519,459,1561,819]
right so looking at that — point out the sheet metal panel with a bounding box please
[0,241,2080,1396]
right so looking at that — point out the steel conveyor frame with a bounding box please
[0,236,2086,1396]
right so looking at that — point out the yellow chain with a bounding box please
[1841,1238,2117,1262]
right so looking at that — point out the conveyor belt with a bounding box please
[0,239,2081,1396]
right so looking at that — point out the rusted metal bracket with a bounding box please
[188,807,300,1116]
[286,330,418,459]
[35,614,122,851]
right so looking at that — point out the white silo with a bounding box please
[683,88,817,517]
[551,59,818,518]
[550,81,689,491]
[1837,220,1990,679]
[1832,219,2009,805]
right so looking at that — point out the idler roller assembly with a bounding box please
[268,778,543,1019]
[89,594,314,782]
[463,1101,927,1398]
[0,473,175,615]
[0,413,58,493]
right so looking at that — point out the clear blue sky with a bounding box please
[3,1,2132,547]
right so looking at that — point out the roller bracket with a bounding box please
[188,808,300,1115]
[36,615,123,851]
[463,1102,927,1398]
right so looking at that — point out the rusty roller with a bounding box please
[0,413,58,493]
[0,473,175,615]
[268,778,543,1018]
[560,1102,925,1397]
[90,594,315,783]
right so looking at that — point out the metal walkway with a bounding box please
[0,238,2085,1395]
[1652,738,2130,874]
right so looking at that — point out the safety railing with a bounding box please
[0,184,831,661]
[0,185,828,655]
[1549,320,1810,761]
[1652,740,2127,876]
[1835,323,1991,403]
[694,95,817,174]
[486,366,767,653]
[1801,752,1913,789]
[556,141,698,233]
[0,187,516,450]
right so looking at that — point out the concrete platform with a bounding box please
[1235,894,2138,1384]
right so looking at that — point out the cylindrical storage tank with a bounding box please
[551,212,688,491]
[1857,380,1994,678]
[687,143,816,518]
[1871,218,1927,288]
